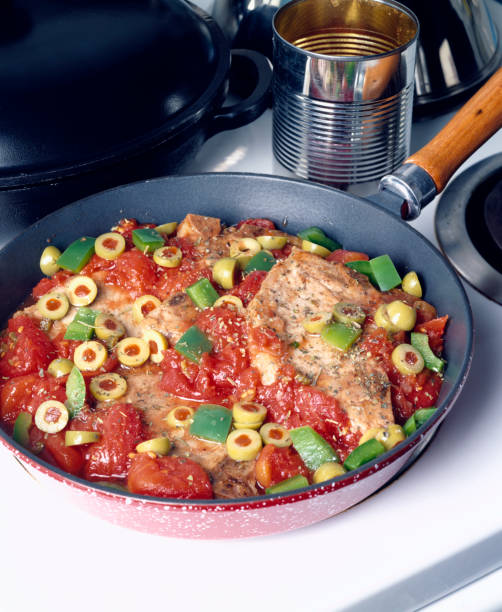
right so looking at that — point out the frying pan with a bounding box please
[0,68,500,540]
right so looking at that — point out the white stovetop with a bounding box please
[2,33,502,612]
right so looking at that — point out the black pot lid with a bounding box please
[0,0,229,187]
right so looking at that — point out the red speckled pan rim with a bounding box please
[0,377,468,512]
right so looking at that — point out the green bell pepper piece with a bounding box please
[369,254,401,291]
[403,414,417,436]
[174,325,213,363]
[290,426,339,470]
[186,278,219,309]
[244,250,276,273]
[66,366,86,417]
[57,237,96,273]
[404,407,437,436]
[64,307,99,341]
[297,227,342,251]
[411,332,446,373]
[13,412,32,447]
[343,438,386,471]
[346,260,377,285]
[321,321,362,351]
[266,474,309,495]
[189,404,232,443]
[131,228,164,253]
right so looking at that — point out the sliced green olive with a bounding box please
[402,271,422,297]
[259,422,292,448]
[37,292,70,320]
[386,300,417,331]
[47,357,74,378]
[116,337,150,367]
[212,257,238,289]
[226,428,262,461]
[142,329,168,363]
[67,275,98,306]
[40,246,62,276]
[94,232,126,260]
[232,401,267,426]
[257,235,287,249]
[313,461,346,483]
[358,427,387,446]
[213,295,244,311]
[155,222,178,236]
[229,238,261,269]
[302,311,332,333]
[89,372,128,401]
[73,341,108,371]
[391,343,425,375]
[333,302,366,326]
[165,406,194,428]
[94,313,125,346]
[381,424,405,450]
[374,304,399,333]
[65,431,101,446]
[136,437,171,456]
[132,295,161,323]
[34,400,69,433]
[301,240,331,258]
[153,245,182,268]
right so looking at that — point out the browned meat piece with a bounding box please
[246,249,394,435]
[140,292,198,344]
[210,457,258,499]
[177,214,221,242]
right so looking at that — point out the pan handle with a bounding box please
[380,67,502,220]
[206,49,273,138]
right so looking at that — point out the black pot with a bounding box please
[0,0,272,247]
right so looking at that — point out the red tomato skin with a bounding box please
[196,307,247,353]
[0,373,66,426]
[42,432,84,476]
[127,454,213,499]
[327,249,370,263]
[255,444,310,489]
[104,250,159,299]
[83,403,145,481]
[415,316,448,355]
[0,316,57,378]
[32,271,73,299]
[230,270,267,306]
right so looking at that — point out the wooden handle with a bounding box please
[406,67,502,193]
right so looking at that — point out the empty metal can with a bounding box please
[272,0,419,188]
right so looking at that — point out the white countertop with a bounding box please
[2,8,502,609]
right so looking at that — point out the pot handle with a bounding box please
[379,67,502,220]
[206,49,273,138]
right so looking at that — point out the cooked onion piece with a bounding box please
[37,292,70,320]
[73,341,107,371]
[116,337,150,367]
[67,275,98,306]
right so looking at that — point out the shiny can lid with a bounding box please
[0,0,228,186]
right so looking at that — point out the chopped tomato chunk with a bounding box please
[235,218,276,230]
[0,373,66,426]
[127,454,213,499]
[83,403,145,481]
[32,270,73,299]
[104,250,159,299]
[0,315,57,378]
[255,444,310,489]
[415,315,448,355]
[230,270,267,306]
